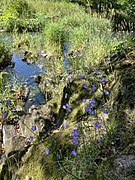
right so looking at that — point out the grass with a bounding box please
[0,1,134,180]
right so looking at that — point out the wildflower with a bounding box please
[89,99,95,107]
[68,108,72,113]
[31,126,37,131]
[6,100,11,105]
[86,107,92,113]
[45,149,50,155]
[95,122,101,128]
[62,105,67,109]
[82,84,88,89]
[0,100,2,103]
[65,103,69,107]
[80,74,85,79]
[3,113,8,119]
[82,98,86,102]
[28,136,33,141]
[72,136,79,144]
[73,129,78,137]
[105,90,109,95]
[90,110,95,115]
[71,150,77,156]
[101,77,106,83]
[97,71,102,75]
[92,86,97,92]
[103,110,109,114]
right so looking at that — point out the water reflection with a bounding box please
[4,52,45,108]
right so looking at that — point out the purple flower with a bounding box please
[90,110,95,115]
[82,98,86,102]
[68,108,72,113]
[103,110,109,114]
[80,74,85,79]
[45,149,50,155]
[105,90,109,95]
[31,126,37,131]
[6,100,11,105]
[71,150,77,156]
[82,84,88,89]
[92,86,97,92]
[101,77,106,83]
[74,129,78,137]
[72,136,79,144]
[65,103,69,107]
[86,107,92,113]
[28,136,33,141]
[89,99,95,107]
[95,122,101,128]
[62,105,67,109]
[97,71,102,75]
[3,113,8,119]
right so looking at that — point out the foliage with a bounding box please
[0,1,134,179]
[0,37,11,67]
[0,0,45,32]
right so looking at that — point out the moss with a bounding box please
[12,122,76,179]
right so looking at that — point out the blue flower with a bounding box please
[68,108,72,113]
[28,136,33,141]
[45,149,50,155]
[95,122,101,128]
[82,84,88,89]
[80,74,85,79]
[89,99,95,107]
[105,90,109,95]
[74,129,78,137]
[31,126,37,131]
[72,136,79,144]
[86,107,92,113]
[101,77,106,83]
[103,110,109,114]
[97,71,102,75]
[3,113,8,119]
[90,110,95,115]
[6,100,11,105]
[92,86,97,92]
[82,98,86,102]
[62,105,67,109]
[0,100,2,103]
[71,150,77,156]
[65,103,69,107]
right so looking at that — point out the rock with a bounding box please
[2,124,26,156]
[19,105,56,140]
[113,155,135,179]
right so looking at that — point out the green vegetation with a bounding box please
[0,37,11,68]
[0,0,134,180]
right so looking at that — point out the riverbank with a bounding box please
[0,0,135,179]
